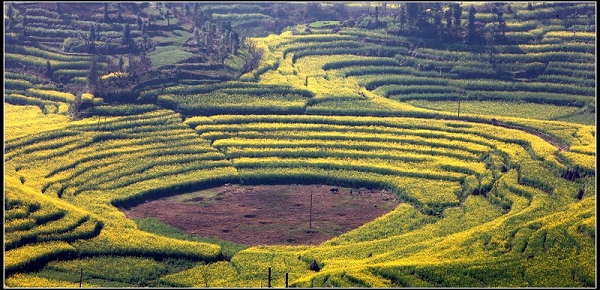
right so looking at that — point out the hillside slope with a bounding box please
[4,2,596,287]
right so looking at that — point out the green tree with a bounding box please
[140,31,151,53]
[122,23,131,48]
[434,9,443,42]
[88,39,96,54]
[452,3,462,28]
[333,3,348,20]
[103,3,110,23]
[434,9,442,27]
[20,8,28,26]
[467,5,476,42]
[193,27,200,45]
[116,10,124,23]
[304,3,322,21]
[137,14,142,30]
[445,7,452,29]
[119,56,125,72]
[404,2,421,32]
[398,4,406,31]
[95,25,100,41]
[87,58,99,92]
[46,60,52,78]
[7,4,14,31]
[89,25,96,42]
[485,24,498,67]
[494,5,506,43]
[21,10,28,37]
[7,4,13,20]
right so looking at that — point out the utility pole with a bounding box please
[309,193,313,228]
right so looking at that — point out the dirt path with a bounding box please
[492,119,569,151]
[121,184,400,246]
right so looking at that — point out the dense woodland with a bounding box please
[4,2,597,288]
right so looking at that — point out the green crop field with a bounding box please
[4,2,596,288]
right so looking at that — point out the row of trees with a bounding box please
[83,3,261,105]
[382,3,509,46]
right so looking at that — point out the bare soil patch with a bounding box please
[121,184,401,246]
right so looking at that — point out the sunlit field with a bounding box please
[4,2,596,287]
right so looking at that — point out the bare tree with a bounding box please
[87,58,99,91]
[242,38,264,72]
[68,93,83,119]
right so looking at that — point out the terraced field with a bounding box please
[4,2,596,288]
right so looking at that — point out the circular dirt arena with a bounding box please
[121,184,401,246]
